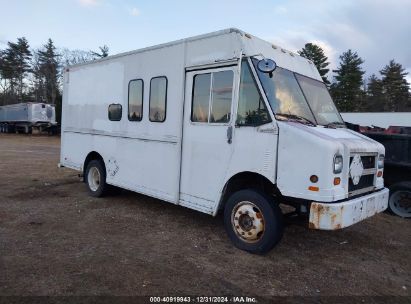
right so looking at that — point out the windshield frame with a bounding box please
[250,56,345,128]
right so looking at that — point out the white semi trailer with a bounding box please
[0,102,56,134]
[60,29,389,253]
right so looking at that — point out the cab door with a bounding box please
[180,65,238,214]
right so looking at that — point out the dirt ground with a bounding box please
[0,134,410,299]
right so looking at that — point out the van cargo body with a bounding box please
[0,102,56,133]
[60,29,388,253]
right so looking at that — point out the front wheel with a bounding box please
[224,189,284,254]
[85,160,108,197]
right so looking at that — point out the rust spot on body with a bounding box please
[308,222,317,229]
[310,202,344,230]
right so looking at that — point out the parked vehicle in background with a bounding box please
[384,126,411,135]
[363,130,411,218]
[0,102,57,134]
[60,28,389,253]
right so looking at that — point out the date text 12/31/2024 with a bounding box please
[149,296,257,303]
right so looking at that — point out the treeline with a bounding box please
[1,37,410,115]
[298,43,411,112]
[0,37,109,122]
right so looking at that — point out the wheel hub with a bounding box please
[232,201,265,243]
[239,214,254,231]
[88,167,101,192]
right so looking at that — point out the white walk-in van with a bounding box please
[60,29,389,253]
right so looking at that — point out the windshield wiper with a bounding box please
[323,121,346,128]
[276,113,316,126]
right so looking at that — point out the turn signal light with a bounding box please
[308,186,319,192]
[334,177,341,185]
[377,171,383,177]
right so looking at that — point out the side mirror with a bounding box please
[257,59,277,74]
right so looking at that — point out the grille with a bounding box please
[348,174,374,193]
[348,153,377,195]
[349,155,376,170]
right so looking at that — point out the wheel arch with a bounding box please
[83,151,105,176]
[215,171,279,216]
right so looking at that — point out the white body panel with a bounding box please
[61,28,386,227]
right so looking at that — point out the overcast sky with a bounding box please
[1,0,410,83]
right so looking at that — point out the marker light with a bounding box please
[310,175,319,183]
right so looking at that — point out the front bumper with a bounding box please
[309,188,389,230]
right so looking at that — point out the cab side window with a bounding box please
[236,61,271,126]
[192,73,211,122]
[191,70,233,124]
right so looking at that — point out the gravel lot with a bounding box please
[0,134,410,299]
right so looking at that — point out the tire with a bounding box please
[224,189,284,254]
[85,160,108,197]
[388,182,411,218]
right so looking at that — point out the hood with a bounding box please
[276,121,385,203]
[281,121,384,154]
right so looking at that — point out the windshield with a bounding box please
[252,58,344,127]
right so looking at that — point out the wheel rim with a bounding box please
[87,167,101,192]
[389,190,411,218]
[231,201,265,243]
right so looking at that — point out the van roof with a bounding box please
[67,28,307,68]
[67,28,240,69]
[67,28,321,81]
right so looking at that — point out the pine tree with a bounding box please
[380,60,410,111]
[37,39,60,104]
[91,45,109,59]
[0,49,8,96]
[330,49,365,112]
[0,38,31,102]
[298,43,330,85]
[0,42,19,96]
[365,74,384,111]
[31,51,45,102]
[13,37,32,99]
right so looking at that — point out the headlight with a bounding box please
[333,154,343,174]
[378,154,384,169]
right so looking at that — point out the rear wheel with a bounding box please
[224,189,284,254]
[388,183,411,218]
[85,160,108,197]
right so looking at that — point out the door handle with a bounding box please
[227,126,233,144]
